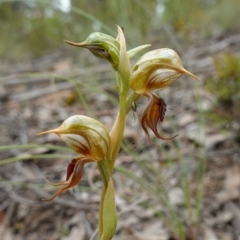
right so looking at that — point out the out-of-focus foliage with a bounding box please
[162,0,240,36]
[162,0,203,31]
[70,0,156,39]
[206,53,240,126]
[208,0,240,32]
[0,1,72,57]
[0,0,239,59]
[210,54,240,104]
[0,0,155,59]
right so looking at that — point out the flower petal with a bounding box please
[42,157,92,201]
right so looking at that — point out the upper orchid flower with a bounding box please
[129,48,199,94]
[129,48,199,142]
[65,32,120,70]
[64,30,150,72]
[37,115,110,200]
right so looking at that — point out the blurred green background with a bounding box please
[1,0,240,58]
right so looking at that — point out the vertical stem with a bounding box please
[98,26,131,239]
[107,92,140,172]
[97,160,110,187]
[108,89,127,172]
[107,26,131,172]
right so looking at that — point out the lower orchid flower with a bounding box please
[129,48,199,143]
[37,115,110,201]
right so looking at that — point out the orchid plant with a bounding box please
[37,26,199,240]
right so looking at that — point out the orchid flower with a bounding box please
[129,48,199,141]
[37,115,110,201]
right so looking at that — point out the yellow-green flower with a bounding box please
[37,115,110,200]
[65,32,120,71]
[129,48,199,94]
[64,30,150,72]
[129,48,199,142]
[38,115,110,161]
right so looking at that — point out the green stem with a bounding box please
[107,91,141,172]
[107,91,142,172]
[97,160,110,238]
[108,71,130,172]
[98,27,132,239]
[109,101,127,170]
[97,160,110,188]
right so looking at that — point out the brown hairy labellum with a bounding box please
[139,93,178,145]
[43,156,93,201]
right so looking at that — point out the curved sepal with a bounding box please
[65,32,120,70]
[127,44,151,59]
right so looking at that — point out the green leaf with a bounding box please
[98,185,106,238]
[100,177,117,240]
